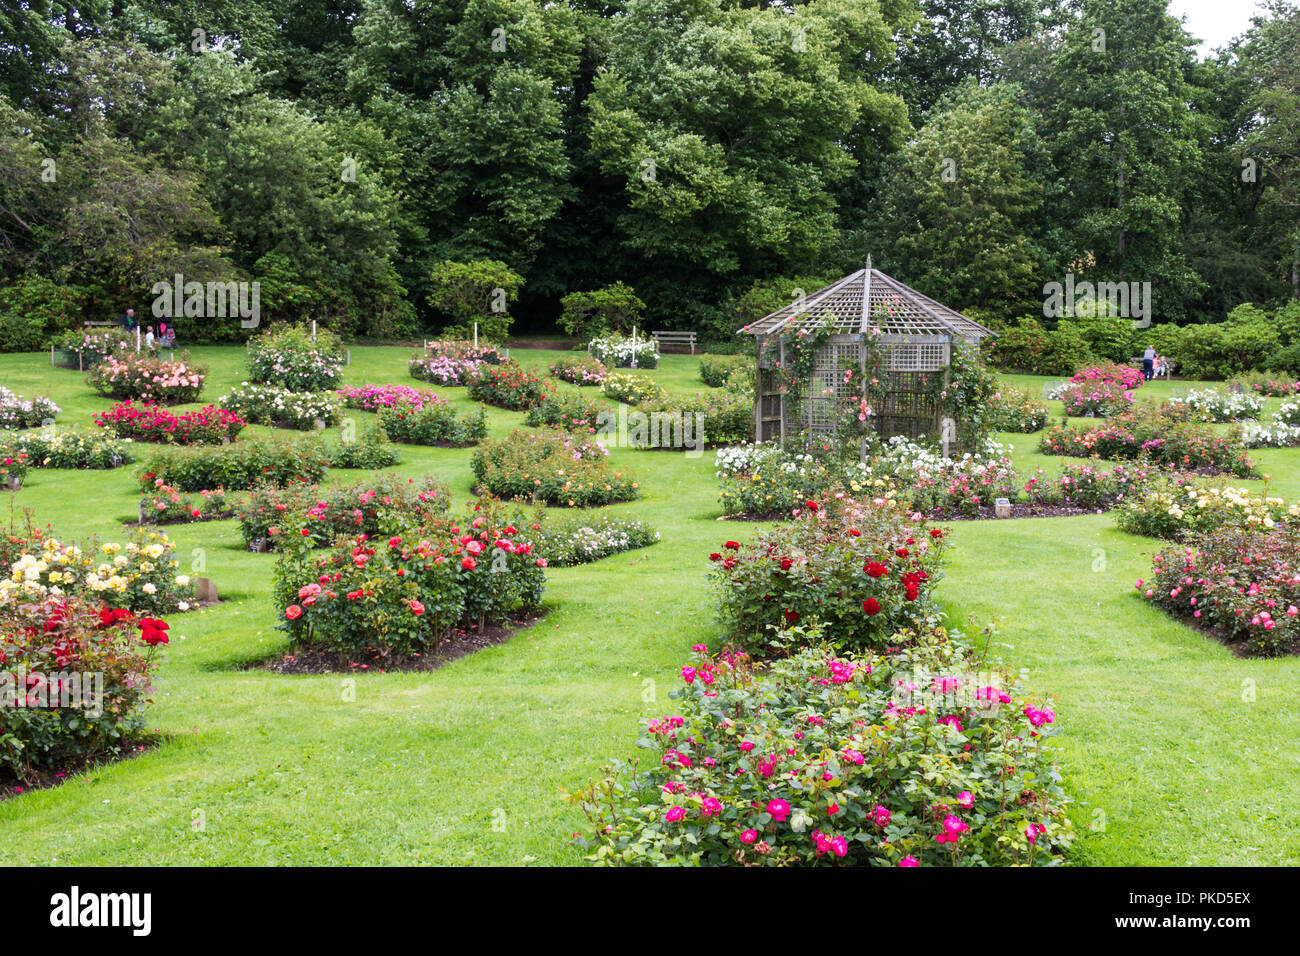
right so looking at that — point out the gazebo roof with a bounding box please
[740,262,995,341]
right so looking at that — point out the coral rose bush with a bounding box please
[465,361,546,410]
[570,633,1072,866]
[710,496,945,655]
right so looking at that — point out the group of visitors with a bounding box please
[118,309,177,350]
[1141,345,1171,381]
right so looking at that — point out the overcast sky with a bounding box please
[1167,0,1264,56]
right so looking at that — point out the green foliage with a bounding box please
[465,360,546,410]
[558,283,645,338]
[377,399,488,447]
[140,435,330,492]
[699,354,751,388]
[471,430,638,507]
[982,317,1091,376]
[1061,312,1135,363]
[246,325,346,391]
[427,260,523,342]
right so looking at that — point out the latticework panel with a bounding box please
[872,369,942,445]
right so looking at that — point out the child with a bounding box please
[144,325,156,350]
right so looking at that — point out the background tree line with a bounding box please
[0,0,1297,351]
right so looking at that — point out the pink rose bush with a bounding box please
[1142,527,1300,656]
[409,340,504,387]
[88,353,206,405]
[1057,380,1134,418]
[570,638,1073,866]
[1070,363,1144,392]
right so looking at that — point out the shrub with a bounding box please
[710,496,945,656]
[0,597,160,780]
[0,387,59,429]
[524,393,612,431]
[471,430,638,507]
[0,451,29,484]
[2,429,135,469]
[634,391,752,447]
[602,371,664,405]
[139,435,329,492]
[219,383,343,430]
[1061,312,1134,363]
[1038,462,1175,511]
[1170,388,1265,423]
[1057,381,1134,417]
[700,355,751,388]
[1115,482,1290,540]
[528,515,659,566]
[237,474,451,550]
[1227,371,1300,397]
[570,635,1072,866]
[1173,318,1280,381]
[272,498,544,655]
[247,324,345,391]
[1273,398,1300,426]
[139,482,237,525]
[0,528,196,615]
[1241,422,1300,448]
[588,333,659,369]
[715,444,885,518]
[93,402,245,445]
[982,317,1090,375]
[329,421,402,468]
[377,398,488,446]
[549,355,609,386]
[465,361,546,410]
[88,352,206,404]
[1141,528,1300,656]
[427,259,523,342]
[558,283,645,339]
[986,388,1048,433]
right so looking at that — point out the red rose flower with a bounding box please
[863,598,881,616]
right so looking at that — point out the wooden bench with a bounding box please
[83,320,118,328]
[651,330,697,354]
[1129,355,1175,378]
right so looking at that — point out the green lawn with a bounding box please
[1,349,1297,865]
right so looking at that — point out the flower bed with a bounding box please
[570,636,1071,866]
[1070,362,1144,391]
[271,498,545,656]
[2,429,135,469]
[1274,398,1300,427]
[247,325,345,391]
[408,341,503,386]
[471,429,638,507]
[88,352,206,404]
[1116,482,1291,540]
[710,496,945,655]
[602,371,664,406]
[1058,381,1134,417]
[1170,388,1265,423]
[524,393,612,432]
[0,386,60,430]
[237,474,451,550]
[93,402,246,445]
[139,482,237,525]
[465,361,546,410]
[1,528,196,615]
[139,435,329,492]
[716,444,888,518]
[986,388,1048,433]
[1241,422,1300,448]
[336,384,441,412]
[588,333,659,369]
[1141,528,1300,656]
[376,399,487,447]
[550,355,608,386]
[1038,406,1255,477]
[0,596,163,781]
[0,451,29,484]
[633,391,752,448]
[528,515,659,566]
[219,383,343,430]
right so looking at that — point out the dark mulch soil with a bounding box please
[922,503,1101,521]
[0,735,164,801]
[250,610,547,675]
[125,511,235,529]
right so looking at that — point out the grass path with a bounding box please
[0,347,1297,864]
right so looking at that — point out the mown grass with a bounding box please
[0,350,1297,865]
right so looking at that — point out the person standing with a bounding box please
[144,325,156,350]
[1142,344,1156,381]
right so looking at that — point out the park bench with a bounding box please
[1128,355,1175,378]
[651,330,697,354]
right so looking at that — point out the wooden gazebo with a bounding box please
[741,260,995,452]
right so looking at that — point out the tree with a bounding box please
[427,260,524,342]
[873,81,1055,318]
[1043,0,1207,321]
[558,283,645,339]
